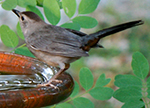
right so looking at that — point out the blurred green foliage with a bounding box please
[0,0,149,108]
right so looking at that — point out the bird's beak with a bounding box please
[12,9,21,18]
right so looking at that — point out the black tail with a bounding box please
[82,20,144,51]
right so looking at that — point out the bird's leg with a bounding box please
[37,63,70,87]
[50,63,70,81]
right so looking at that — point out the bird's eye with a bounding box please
[21,16,25,21]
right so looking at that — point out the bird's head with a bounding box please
[12,9,45,35]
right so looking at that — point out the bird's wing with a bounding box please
[65,28,87,37]
[27,25,88,57]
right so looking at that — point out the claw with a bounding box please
[37,79,63,91]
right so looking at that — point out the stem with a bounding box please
[10,43,26,53]
[50,105,56,108]
[64,78,98,104]
[65,87,92,103]
[0,1,3,4]
[142,79,149,108]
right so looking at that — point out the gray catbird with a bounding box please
[12,9,143,86]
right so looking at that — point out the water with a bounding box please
[0,64,57,91]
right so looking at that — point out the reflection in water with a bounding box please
[0,62,58,90]
[0,52,59,90]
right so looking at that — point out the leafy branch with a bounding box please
[0,0,100,56]
[113,52,149,108]
[53,68,113,108]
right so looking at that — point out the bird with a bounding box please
[12,9,144,86]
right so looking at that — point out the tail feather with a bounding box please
[82,20,144,51]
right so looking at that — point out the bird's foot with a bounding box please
[37,66,67,88]
[37,79,63,90]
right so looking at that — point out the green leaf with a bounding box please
[113,87,142,102]
[79,0,100,14]
[70,81,79,98]
[37,0,44,7]
[17,0,37,7]
[147,77,150,98]
[62,0,76,18]
[16,22,24,40]
[56,103,74,108]
[60,23,80,31]
[95,73,111,87]
[72,16,98,29]
[131,52,149,79]
[0,25,18,48]
[15,47,35,57]
[147,77,150,87]
[114,74,142,88]
[26,6,44,20]
[43,0,60,25]
[73,97,94,108]
[79,67,93,90]
[122,100,145,108]
[56,0,63,9]
[2,0,17,10]
[89,87,113,100]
